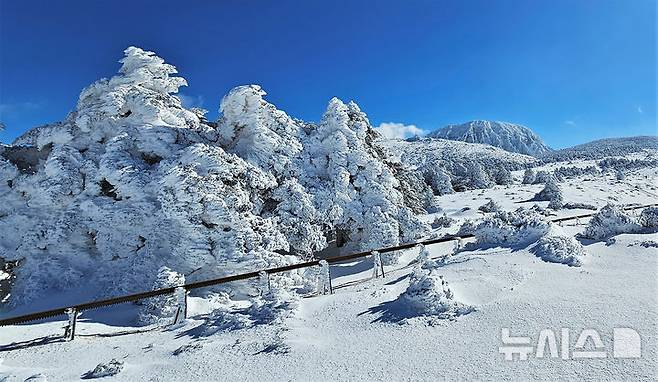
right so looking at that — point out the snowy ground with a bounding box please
[1,168,657,381]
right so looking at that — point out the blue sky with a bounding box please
[0,0,655,148]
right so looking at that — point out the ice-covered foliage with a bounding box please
[552,165,599,179]
[532,178,563,209]
[493,167,514,185]
[398,267,472,318]
[0,47,428,308]
[478,200,500,213]
[303,98,428,251]
[420,164,454,195]
[472,208,551,246]
[385,137,537,192]
[639,207,658,228]
[562,202,597,210]
[533,234,585,266]
[598,157,658,173]
[522,168,536,184]
[580,204,642,240]
[431,214,454,229]
[138,267,185,325]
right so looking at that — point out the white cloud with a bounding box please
[178,93,205,109]
[376,122,426,139]
[564,120,576,126]
[637,106,643,114]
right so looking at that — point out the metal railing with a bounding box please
[0,203,654,337]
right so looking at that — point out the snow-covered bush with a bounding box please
[562,202,597,210]
[532,170,554,184]
[455,219,477,236]
[616,169,625,180]
[522,168,536,184]
[138,267,185,325]
[532,178,563,209]
[533,235,585,266]
[473,208,551,246]
[553,165,599,179]
[580,204,642,240]
[478,200,500,213]
[398,267,472,318]
[638,207,658,228]
[431,214,454,229]
[493,167,514,185]
[421,164,454,195]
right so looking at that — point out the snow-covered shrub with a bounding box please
[522,168,536,184]
[415,244,440,269]
[473,208,550,246]
[533,235,585,266]
[532,178,563,209]
[639,207,658,228]
[455,219,477,236]
[493,167,514,185]
[399,267,472,318]
[247,286,299,325]
[138,267,185,325]
[431,214,454,228]
[421,164,454,195]
[580,204,642,240]
[478,200,500,213]
[82,359,124,379]
[462,161,493,190]
[532,170,553,184]
[553,165,599,179]
[616,169,625,180]
[562,202,597,210]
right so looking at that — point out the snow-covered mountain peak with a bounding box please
[427,120,552,157]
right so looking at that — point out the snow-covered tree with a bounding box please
[533,178,563,209]
[494,167,514,185]
[463,161,493,189]
[522,168,536,184]
[639,207,658,228]
[421,164,454,195]
[581,204,641,240]
[303,98,428,251]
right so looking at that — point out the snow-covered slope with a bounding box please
[385,137,538,192]
[542,136,658,162]
[427,120,552,157]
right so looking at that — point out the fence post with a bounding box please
[258,271,270,296]
[318,260,332,295]
[172,287,187,326]
[64,307,78,341]
[372,251,384,278]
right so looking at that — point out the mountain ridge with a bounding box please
[426,120,552,157]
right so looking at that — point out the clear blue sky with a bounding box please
[0,0,655,148]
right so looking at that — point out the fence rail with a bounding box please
[0,203,654,328]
